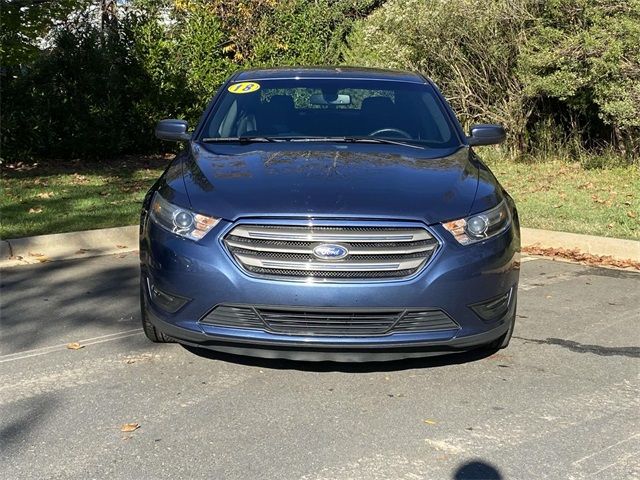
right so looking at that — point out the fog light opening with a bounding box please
[470,289,512,322]
[146,278,190,313]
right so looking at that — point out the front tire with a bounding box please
[486,301,516,350]
[490,317,515,349]
[140,283,174,343]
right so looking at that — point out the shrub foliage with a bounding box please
[1,0,637,161]
[346,0,640,159]
[1,0,380,160]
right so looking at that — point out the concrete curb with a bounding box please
[521,228,640,261]
[1,225,638,268]
[0,226,138,267]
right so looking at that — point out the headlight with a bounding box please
[149,192,220,241]
[442,200,511,245]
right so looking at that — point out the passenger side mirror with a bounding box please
[155,119,191,142]
[467,124,506,146]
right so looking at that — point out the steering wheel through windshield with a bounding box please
[368,128,412,139]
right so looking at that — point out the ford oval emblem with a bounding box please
[312,244,349,260]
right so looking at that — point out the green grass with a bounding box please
[1,155,167,239]
[484,153,639,240]
[1,153,639,240]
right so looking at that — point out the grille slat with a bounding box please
[224,223,439,281]
[200,305,460,336]
[226,236,436,255]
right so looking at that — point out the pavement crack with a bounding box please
[514,336,640,358]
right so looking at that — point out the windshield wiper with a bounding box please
[200,136,280,143]
[201,136,425,149]
[285,136,425,150]
[342,136,425,149]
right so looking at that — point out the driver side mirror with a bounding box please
[155,119,191,142]
[467,124,506,147]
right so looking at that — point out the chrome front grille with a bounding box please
[223,223,439,281]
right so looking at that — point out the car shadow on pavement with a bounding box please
[453,460,503,479]
[182,344,498,372]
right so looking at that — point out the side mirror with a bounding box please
[155,119,191,142]
[467,124,506,146]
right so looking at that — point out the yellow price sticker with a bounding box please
[228,82,261,94]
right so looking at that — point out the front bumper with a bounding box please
[140,216,520,361]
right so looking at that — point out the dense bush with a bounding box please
[518,0,640,157]
[1,0,637,162]
[346,0,535,151]
[1,0,380,160]
[346,0,640,160]
[1,14,160,159]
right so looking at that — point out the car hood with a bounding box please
[179,143,481,224]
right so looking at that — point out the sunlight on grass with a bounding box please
[1,156,167,239]
[483,154,639,240]
[1,153,639,240]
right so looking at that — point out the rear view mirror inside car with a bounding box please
[309,93,351,105]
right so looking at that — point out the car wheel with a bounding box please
[140,283,174,343]
[486,306,516,350]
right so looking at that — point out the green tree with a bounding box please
[517,0,640,157]
[0,0,88,65]
[345,0,537,152]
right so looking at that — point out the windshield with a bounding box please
[201,78,461,148]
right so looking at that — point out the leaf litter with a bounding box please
[523,245,640,270]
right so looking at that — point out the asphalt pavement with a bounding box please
[1,253,639,479]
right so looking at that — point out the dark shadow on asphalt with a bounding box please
[1,255,140,353]
[182,344,498,372]
[453,460,503,479]
[0,394,59,458]
[514,336,640,358]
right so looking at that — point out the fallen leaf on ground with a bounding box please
[36,191,55,199]
[423,419,437,425]
[66,342,84,350]
[488,352,512,361]
[71,173,88,184]
[116,244,127,249]
[120,423,140,432]
[124,353,153,364]
[627,211,637,219]
[28,207,43,214]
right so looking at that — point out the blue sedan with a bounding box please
[139,67,520,361]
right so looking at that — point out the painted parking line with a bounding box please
[0,329,143,363]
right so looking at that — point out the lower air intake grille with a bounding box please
[223,223,439,281]
[200,305,459,336]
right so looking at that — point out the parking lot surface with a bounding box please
[1,253,639,479]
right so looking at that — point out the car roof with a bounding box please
[232,67,428,84]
